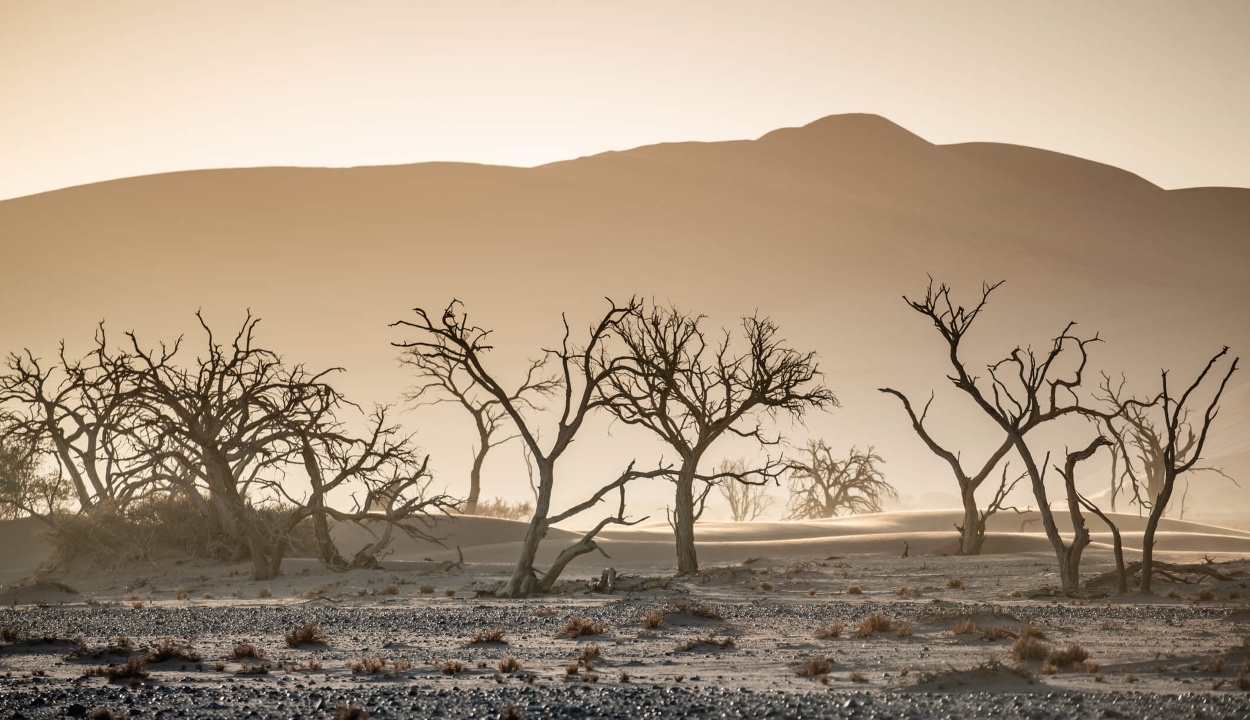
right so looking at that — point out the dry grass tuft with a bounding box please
[1204,655,1226,673]
[673,632,735,652]
[893,586,922,598]
[580,644,601,661]
[1195,587,1216,602]
[795,655,833,677]
[1165,588,1183,599]
[618,669,630,682]
[895,621,913,638]
[1125,673,1138,684]
[444,587,456,598]
[1020,626,1046,639]
[84,657,149,684]
[498,655,523,673]
[469,627,507,644]
[131,602,144,609]
[759,581,774,591]
[845,585,862,595]
[899,666,910,677]
[202,592,212,599]
[147,638,201,663]
[808,588,818,596]
[981,625,1015,641]
[532,605,557,616]
[854,613,893,638]
[500,702,522,720]
[351,657,387,674]
[1213,678,1227,690]
[640,609,666,629]
[229,643,264,660]
[1048,642,1089,667]
[946,577,966,590]
[334,706,370,720]
[383,583,400,596]
[1041,662,1059,675]
[1086,660,1100,673]
[419,584,434,595]
[440,659,465,675]
[0,626,25,643]
[814,620,845,639]
[257,587,273,598]
[1236,673,1250,691]
[581,671,599,683]
[848,670,868,683]
[951,619,978,636]
[172,587,188,600]
[1230,591,1243,600]
[557,616,607,639]
[1007,589,1024,598]
[285,623,328,647]
[1009,636,1050,663]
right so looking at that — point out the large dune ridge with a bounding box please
[1,113,1248,521]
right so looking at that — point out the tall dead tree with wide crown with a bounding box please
[599,303,836,574]
[392,298,669,597]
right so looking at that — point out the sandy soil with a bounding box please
[2,511,1250,718]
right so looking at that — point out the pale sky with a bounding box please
[2,0,1248,201]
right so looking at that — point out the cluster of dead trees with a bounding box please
[0,314,455,580]
[882,279,1238,595]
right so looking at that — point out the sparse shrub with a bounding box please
[308,659,323,671]
[0,626,24,643]
[565,662,579,677]
[440,659,465,675]
[674,674,685,682]
[641,609,666,629]
[1213,678,1227,690]
[1009,636,1050,662]
[808,588,817,596]
[1195,587,1216,602]
[131,602,144,609]
[673,632,734,651]
[1041,662,1058,675]
[115,636,132,648]
[1020,626,1046,639]
[1007,589,1024,598]
[237,662,270,675]
[125,590,140,601]
[581,671,599,682]
[214,662,226,671]
[946,577,966,590]
[229,643,264,660]
[848,670,868,683]
[1165,588,1183,599]
[1230,591,1242,600]
[557,616,606,638]
[854,613,892,638]
[335,705,370,720]
[795,655,833,677]
[1236,673,1250,691]
[231,589,244,599]
[895,621,913,638]
[419,584,434,594]
[285,623,328,647]
[392,659,413,671]
[1156,663,1167,673]
[498,655,523,673]
[202,592,213,599]
[981,625,1014,641]
[1094,673,1105,682]
[1048,642,1089,667]
[893,586,922,598]
[1125,673,1138,683]
[1204,655,1226,673]
[899,666,910,676]
[951,619,977,636]
[88,708,123,720]
[174,587,188,600]
[1086,660,1100,673]
[85,657,149,683]
[845,585,862,595]
[469,627,507,644]
[257,587,272,598]
[682,602,724,620]
[814,620,845,639]
[759,581,774,591]
[476,660,488,669]
[383,584,400,596]
[473,497,534,521]
[351,657,387,674]
[532,605,556,616]
[147,638,201,663]
[580,645,601,661]
[444,587,456,598]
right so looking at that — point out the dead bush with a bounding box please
[951,619,977,636]
[285,623,328,647]
[257,587,272,598]
[640,610,666,629]
[1086,660,1100,673]
[174,587,188,600]
[946,577,966,590]
[895,621,914,638]
[473,497,533,521]
[532,605,556,616]
[853,613,892,638]
[557,617,606,639]
[795,655,833,677]
[1041,662,1058,675]
[1204,655,1226,673]
[673,632,735,652]
[498,655,523,673]
[580,645,601,661]
[759,581,774,591]
[845,585,862,595]
[1007,589,1024,598]
[84,657,149,684]
[229,643,264,660]
[893,586,922,598]
[1009,636,1051,663]
[1237,673,1250,691]
[848,670,868,683]
[147,638,201,663]
[0,626,24,643]
[814,620,845,639]
[1195,587,1216,602]
[1165,588,1183,599]
[440,659,465,675]
[469,627,507,644]
[981,626,1015,641]
[383,584,400,596]
[444,587,456,598]
[419,585,434,595]
[1020,626,1046,639]
[1048,643,1089,668]
[351,657,386,674]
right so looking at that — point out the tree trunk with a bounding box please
[958,486,985,555]
[1009,433,1079,594]
[204,448,275,581]
[501,461,552,597]
[673,463,699,575]
[465,445,486,515]
[1139,468,1175,593]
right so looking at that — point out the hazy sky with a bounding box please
[2,0,1248,200]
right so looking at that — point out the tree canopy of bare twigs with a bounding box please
[783,440,894,520]
[893,279,1109,594]
[0,432,70,523]
[399,348,558,515]
[716,459,774,522]
[600,303,836,574]
[392,298,668,597]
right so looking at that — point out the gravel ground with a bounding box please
[3,600,1250,719]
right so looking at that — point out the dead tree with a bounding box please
[0,326,141,509]
[879,385,1017,554]
[717,459,774,522]
[898,280,1104,595]
[783,441,895,520]
[1053,437,1113,591]
[392,298,665,597]
[1130,348,1239,593]
[399,349,557,514]
[0,431,71,523]
[285,404,457,570]
[600,304,835,574]
[124,312,343,580]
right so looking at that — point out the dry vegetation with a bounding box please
[229,643,264,660]
[469,627,507,644]
[285,623,328,647]
[853,613,893,638]
[557,617,607,639]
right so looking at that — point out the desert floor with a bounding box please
[2,510,1250,719]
